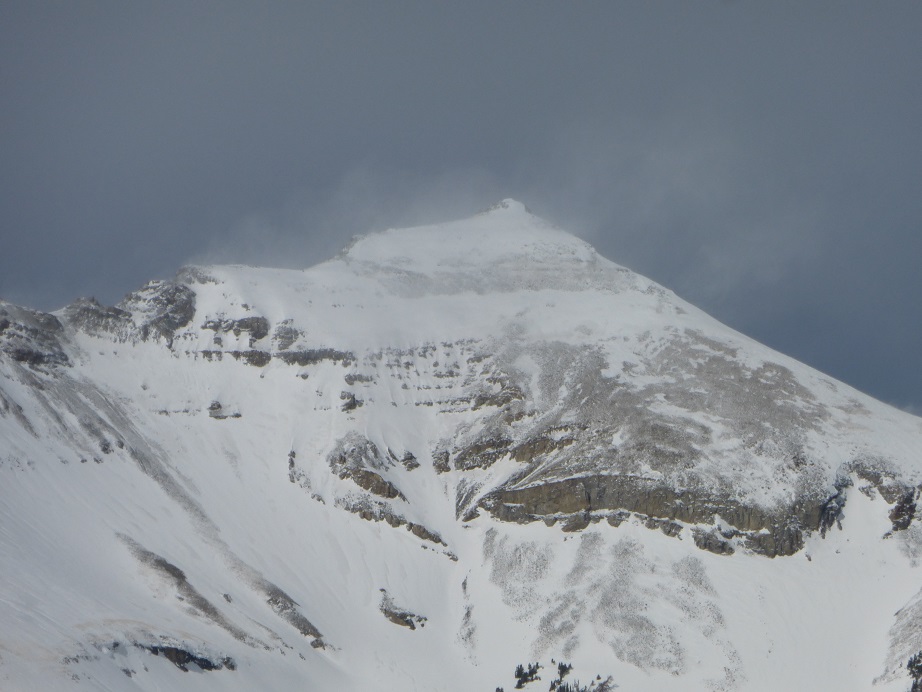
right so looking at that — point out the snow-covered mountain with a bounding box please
[2,199,922,691]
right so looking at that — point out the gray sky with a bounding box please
[2,1,921,412]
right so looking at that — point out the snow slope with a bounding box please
[1,199,922,691]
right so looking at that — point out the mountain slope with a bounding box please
[2,199,921,691]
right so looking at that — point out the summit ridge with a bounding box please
[339,198,598,276]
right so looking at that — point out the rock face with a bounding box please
[0,301,70,367]
[2,200,922,691]
[143,644,236,673]
[480,474,826,557]
[378,589,427,630]
[61,280,196,346]
[328,434,406,500]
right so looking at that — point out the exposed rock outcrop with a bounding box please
[62,280,195,347]
[202,316,270,346]
[328,434,405,500]
[379,589,427,630]
[0,302,70,367]
[479,473,837,557]
[142,644,236,672]
[275,348,354,367]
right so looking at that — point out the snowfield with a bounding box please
[1,199,921,691]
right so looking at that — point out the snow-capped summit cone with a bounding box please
[2,202,922,691]
[339,196,598,279]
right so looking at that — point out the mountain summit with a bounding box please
[342,198,594,271]
[2,203,922,691]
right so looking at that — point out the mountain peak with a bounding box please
[340,200,597,275]
[479,198,532,215]
[6,199,922,691]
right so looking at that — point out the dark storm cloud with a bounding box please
[1,1,920,410]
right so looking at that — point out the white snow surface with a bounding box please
[1,199,921,691]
